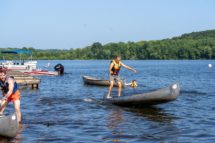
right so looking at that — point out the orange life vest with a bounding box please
[111,60,121,75]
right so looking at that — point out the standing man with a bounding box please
[107,55,136,98]
[0,71,21,122]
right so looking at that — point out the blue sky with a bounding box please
[0,0,214,49]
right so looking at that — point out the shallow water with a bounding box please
[1,60,215,142]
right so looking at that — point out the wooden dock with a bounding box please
[5,70,41,88]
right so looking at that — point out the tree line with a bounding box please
[1,29,215,60]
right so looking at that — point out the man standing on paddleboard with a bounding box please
[0,71,21,122]
[107,55,136,98]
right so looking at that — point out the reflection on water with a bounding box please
[0,137,11,143]
[126,106,181,123]
[13,124,26,143]
[128,106,181,140]
[102,104,181,142]
[106,109,126,132]
[103,108,127,142]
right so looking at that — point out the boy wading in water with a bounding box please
[107,55,136,98]
[0,71,21,122]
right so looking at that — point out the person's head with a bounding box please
[115,55,121,63]
[0,71,7,82]
[132,80,136,84]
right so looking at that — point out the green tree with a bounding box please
[91,42,102,54]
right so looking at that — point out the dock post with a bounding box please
[32,84,38,89]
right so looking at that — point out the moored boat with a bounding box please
[0,112,19,138]
[82,75,126,87]
[0,63,64,76]
[104,82,179,106]
[20,63,64,76]
[20,69,59,75]
[0,51,37,69]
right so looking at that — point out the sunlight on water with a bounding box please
[83,98,95,102]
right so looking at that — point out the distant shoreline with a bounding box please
[1,29,215,60]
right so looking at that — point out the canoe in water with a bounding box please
[0,112,19,138]
[82,75,126,87]
[104,82,179,106]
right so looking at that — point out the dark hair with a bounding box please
[132,80,136,82]
[0,70,6,75]
[115,55,121,59]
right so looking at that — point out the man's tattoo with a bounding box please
[5,93,10,98]
[2,93,9,101]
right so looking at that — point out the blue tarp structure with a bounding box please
[1,51,33,54]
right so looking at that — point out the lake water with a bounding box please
[1,60,215,143]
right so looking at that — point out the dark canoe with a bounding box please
[82,75,126,87]
[0,112,19,138]
[104,82,179,106]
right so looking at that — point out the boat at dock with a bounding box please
[20,69,59,76]
[19,63,64,76]
[0,112,19,138]
[0,51,64,76]
[82,75,126,87]
[1,67,62,76]
[104,82,180,106]
[0,51,37,69]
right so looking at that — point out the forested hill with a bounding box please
[172,29,215,40]
[0,29,215,60]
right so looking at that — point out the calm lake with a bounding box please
[1,60,215,143]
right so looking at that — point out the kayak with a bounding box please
[104,82,179,106]
[82,75,126,87]
[0,112,19,138]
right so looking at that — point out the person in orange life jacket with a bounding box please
[125,80,138,87]
[0,71,21,122]
[107,55,136,99]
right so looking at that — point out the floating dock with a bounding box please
[5,70,41,88]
